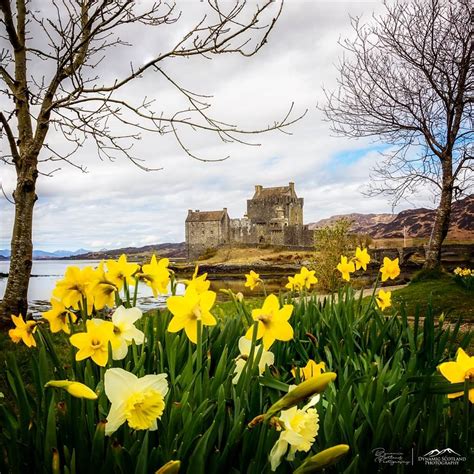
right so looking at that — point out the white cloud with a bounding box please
[1,0,437,252]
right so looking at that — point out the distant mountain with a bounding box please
[309,194,474,240]
[69,242,187,261]
[0,248,91,259]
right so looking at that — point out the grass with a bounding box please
[392,273,474,322]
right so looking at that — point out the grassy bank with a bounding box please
[392,273,474,321]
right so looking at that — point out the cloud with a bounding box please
[1,0,436,252]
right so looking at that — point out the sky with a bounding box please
[0,0,440,252]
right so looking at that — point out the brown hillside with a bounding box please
[309,194,474,240]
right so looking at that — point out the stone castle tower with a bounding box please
[185,182,314,259]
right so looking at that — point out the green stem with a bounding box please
[124,280,131,308]
[464,377,470,454]
[196,319,203,402]
[132,277,139,307]
[242,321,259,388]
[260,279,267,297]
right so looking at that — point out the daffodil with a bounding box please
[167,287,217,343]
[69,319,115,366]
[269,386,320,471]
[42,299,77,334]
[354,247,371,271]
[380,257,400,282]
[183,265,210,294]
[8,314,37,347]
[245,270,261,290]
[232,336,274,384]
[53,265,96,310]
[45,380,97,400]
[87,262,117,310]
[104,368,168,435]
[292,360,326,381]
[285,274,303,291]
[106,254,139,290]
[438,348,474,403]
[245,294,293,350]
[138,255,170,296]
[299,266,318,289]
[109,306,145,360]
[376,289,392,311]
[336,256,355,282]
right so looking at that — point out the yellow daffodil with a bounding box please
[232,336,274,384]
[45,380,97,400]
[299,266,318,289]
[245,270,261,290]
[376,289,392,311]
[166,287,217,344]
[69,319,115,367]
[354,247,371,271]
[106,254,139,290]
[109,306,145,360]
[104,368,168,435]
[453,267,463,275]
[269,385,320,471]
[438,348,474,403]
[380,257,400,282]
[183,265,210,294]
[87,262,117,310]
[53,265,96,310]
[8,314,37,348]
[292,360,326,381]
[245,294,294,350]
[285,274,303,291]
[138,255,170,297]
[336,256,355,282]
[42,299,77,334]
[286,267,318,291]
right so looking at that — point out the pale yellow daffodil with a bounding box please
[232,336,274,384]
[109,306,145,360]
[104,368,168,435]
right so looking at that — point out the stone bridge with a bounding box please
[371,244,474,266]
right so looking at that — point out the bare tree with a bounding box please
[323,0,473,268]
[0,0,302,325]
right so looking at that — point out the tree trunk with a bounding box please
[0,168,37,328]
[424,162,453,269]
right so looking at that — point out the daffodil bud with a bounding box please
[52,448,61,474]
[156,460,181,474]
[266,372,337,418]
[293,444,350,473]
[45,380,98,400]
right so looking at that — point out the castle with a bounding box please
[185,182,315,259]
